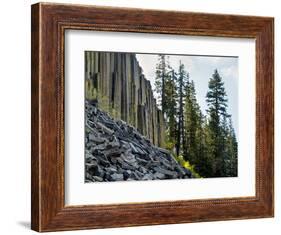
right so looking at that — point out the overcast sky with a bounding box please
[136,54,238,136]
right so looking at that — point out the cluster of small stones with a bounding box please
[85,100,194,182]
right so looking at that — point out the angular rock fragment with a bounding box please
[103,147,122,158]
[142,174,154,180]
[92,176,103,182]
[153,172,166,179]
[88,134,106,144]
[98,157,111,167]
[110,173,124,181]
[153,167,178,178]
[95,122,114,135]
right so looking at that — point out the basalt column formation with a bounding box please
[85,51,165,147]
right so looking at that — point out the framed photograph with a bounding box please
[31,2,274,232]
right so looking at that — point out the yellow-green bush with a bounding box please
[174,155,202,178]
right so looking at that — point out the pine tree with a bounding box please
[224,118,238,176]
[206,69,229,119]
[154,55,177,152]
[204,69,238,178]
[154,55,170,114]
[194,112,210,176]
[183,80,199,162]
[164,69,178,151]
[176,62,189,156]
[220,115,229,176]
[205,69,229,177]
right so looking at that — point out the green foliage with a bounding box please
[165,70,178,146]
[85,79,98,100]
[155,55,178,150]
[154,61,238,178]
[85,79,121,119]
[204,69,237,177]
[154,55,171,113]
[183,80,200,162]
[206,69,229,119]
[164,127,176,151]
[175,155,202,178]
[222,117,238,177]
[176,62,189,156]
[98,94,121,120]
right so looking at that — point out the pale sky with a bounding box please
[136,54,238,135]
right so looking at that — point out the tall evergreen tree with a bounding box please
[194,111,210,176]
[206,69,228,117]
[154,55,177,152]
[183,80,200,162]
[165,69,178,151]
[205,69,230,177]
[154,55,170,115]
[224,118,238,176]
[176,62,189,156]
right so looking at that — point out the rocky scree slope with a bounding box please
[85,101,194,182]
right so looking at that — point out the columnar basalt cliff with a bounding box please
[85,51,165,147]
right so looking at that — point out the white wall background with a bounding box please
[0,0,279,234]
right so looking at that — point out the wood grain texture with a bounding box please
[31,2,274,232]
[31,3,40,231]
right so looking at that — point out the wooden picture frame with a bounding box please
[31,2,274,232]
